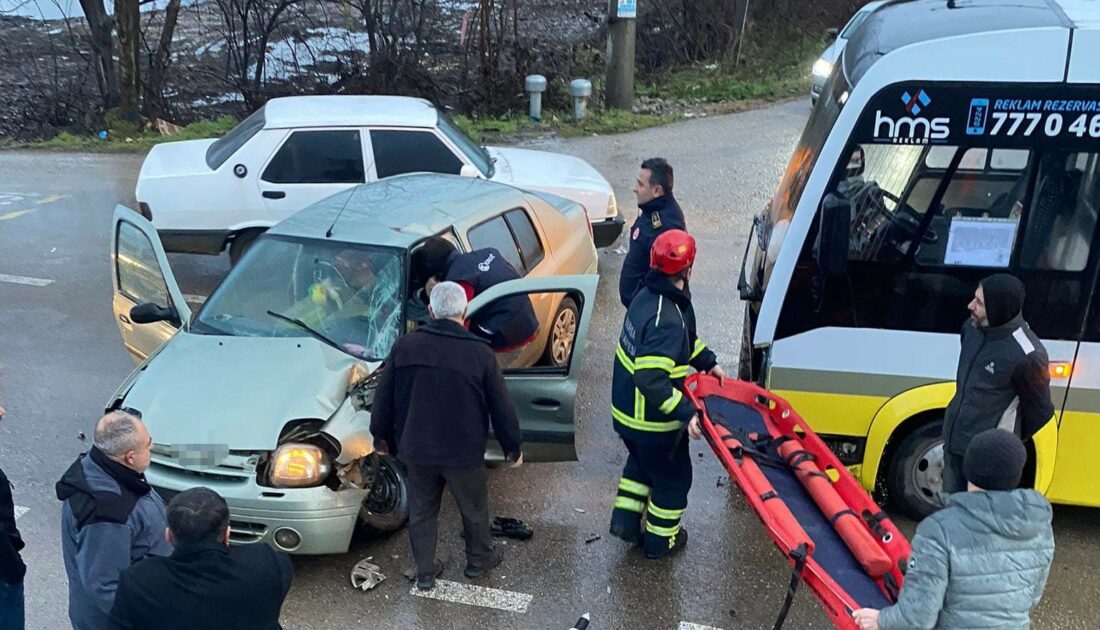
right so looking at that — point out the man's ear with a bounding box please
[223,525,232,546]
[165,527,174,546]
[428,305,436,320]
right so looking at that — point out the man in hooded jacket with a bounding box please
[852,429,1054,630]
[941,274,1054,495]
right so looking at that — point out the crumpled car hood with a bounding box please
[121,332,370,451]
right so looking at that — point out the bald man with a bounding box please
[56,411,172,630]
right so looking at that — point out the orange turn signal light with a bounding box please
[1050,362,1072,379]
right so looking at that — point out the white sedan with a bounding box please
[136,95,623,262]
[811,1,884,105]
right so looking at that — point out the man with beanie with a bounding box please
[56,411,172,629]
[940,273,1054,495]
[852,429,1055,630]
[618,158,687,307]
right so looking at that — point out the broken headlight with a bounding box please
[270,443,332,488]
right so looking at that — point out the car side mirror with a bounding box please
[459,164,481,178]
[130,302,180,326]
[817,194,850,277]
[826,27,839,40]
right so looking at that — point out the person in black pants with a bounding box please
[371,281,524,590]
[1,405,27,630]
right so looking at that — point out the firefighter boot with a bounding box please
[644,526,688,560]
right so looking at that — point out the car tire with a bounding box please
[541,296,579,367]
[737,309,753,382]
[887,420,946,521]
[357,454,410,533]
[229,228,264,265]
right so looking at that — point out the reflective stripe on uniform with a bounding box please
[616,344,635,373]
[647,503,685,521]
[612,406,681,432]
[618,477,651,497]
[691,339,707,360]
[658,389,683,414]
[646,521,681,538]
[613,496,647,514]
[636,355,676,370]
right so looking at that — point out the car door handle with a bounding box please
[531,398,561,410]
[119,313,131,325]
[262,190,286,199]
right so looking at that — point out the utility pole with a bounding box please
[605,0,636,111]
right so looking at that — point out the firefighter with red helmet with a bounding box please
[608,229,726,559]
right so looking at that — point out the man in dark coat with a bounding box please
[411,237,538,352]
[56,411,172,630]
[107,487,293,630]
[1,405,26,630]
[618,158,687,307]
[371,281,523,590]
[941,274,1054,495]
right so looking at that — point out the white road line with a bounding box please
[0,273,54,287]
[410,579,533,613]
[14,506,29,521]
[183,294,207,303]
[679,623,725,630]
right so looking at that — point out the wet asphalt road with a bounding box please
[1,99,1098,629]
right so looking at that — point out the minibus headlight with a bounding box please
[812,59,833,78]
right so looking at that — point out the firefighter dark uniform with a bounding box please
[618,194,686,308]
[609,231,717,559]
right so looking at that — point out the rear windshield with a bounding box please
[205,107,266,170]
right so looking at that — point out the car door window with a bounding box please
[504,209,545,271]
[262,130,364,184]
[370,130,464,178]
[116,220,170,307]
[468,216,526,274]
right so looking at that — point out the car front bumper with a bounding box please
[592,213,625,248]
[148,464,366,555]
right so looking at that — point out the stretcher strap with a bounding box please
[772,543,809,630]
[829,509,858,526]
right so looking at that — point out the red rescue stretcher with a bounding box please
[685,375,911,630]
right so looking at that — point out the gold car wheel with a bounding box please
[551,306,577,365]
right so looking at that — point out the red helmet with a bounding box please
[650,229,697,276]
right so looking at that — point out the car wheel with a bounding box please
[229,228,264,265]
[541,296,578,367]
[357,454,410,533]
[887,420,946,520]
[737,309,753,382]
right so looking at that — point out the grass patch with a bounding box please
[637,65,809,103]
[19,115,239,153]
[453,108,672,143]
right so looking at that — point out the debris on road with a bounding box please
[584,534,601,544]
[350,557,386,591]
[572,506,586,514]
[613,243,629,255]
[491,516,533,540]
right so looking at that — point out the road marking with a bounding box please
[36,194,66,205]
[410,579,533,613]
[183,294,207,304]
[0,273,54,287]
[680,623,725,630]
[0,209,33,221]
[14,506,29,521]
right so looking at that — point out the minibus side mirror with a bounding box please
[817,194,850,277]
[826,27,839,40]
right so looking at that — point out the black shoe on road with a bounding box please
[645,527,688,560]
[464,547,504,579]
[415,558,446,591]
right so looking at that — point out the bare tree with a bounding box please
[143,0,183,118]
[213,0,308,108]
[78,0,120,107]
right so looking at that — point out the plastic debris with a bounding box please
[350,557,386,591]
[584,534,601,544]
[613,243,629,255]
[572,507,586,514]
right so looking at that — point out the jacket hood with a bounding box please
[980,273,1025,328]
[56,454,94,504]
[950,489,1052,540]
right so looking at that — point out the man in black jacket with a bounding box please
[411,237,538,352]
[0,405,26,630]
[371,281,524,590]
[618,158,687,307]
[107,487,293,630]
[941,274,1054,495]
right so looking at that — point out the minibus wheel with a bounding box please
[887,420,946,520]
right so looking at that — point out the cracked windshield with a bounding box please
[193,238,404,360]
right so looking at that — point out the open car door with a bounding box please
[467,274,598,462]
[111,205,192,363]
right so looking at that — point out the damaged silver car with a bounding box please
[106,174,598,554]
